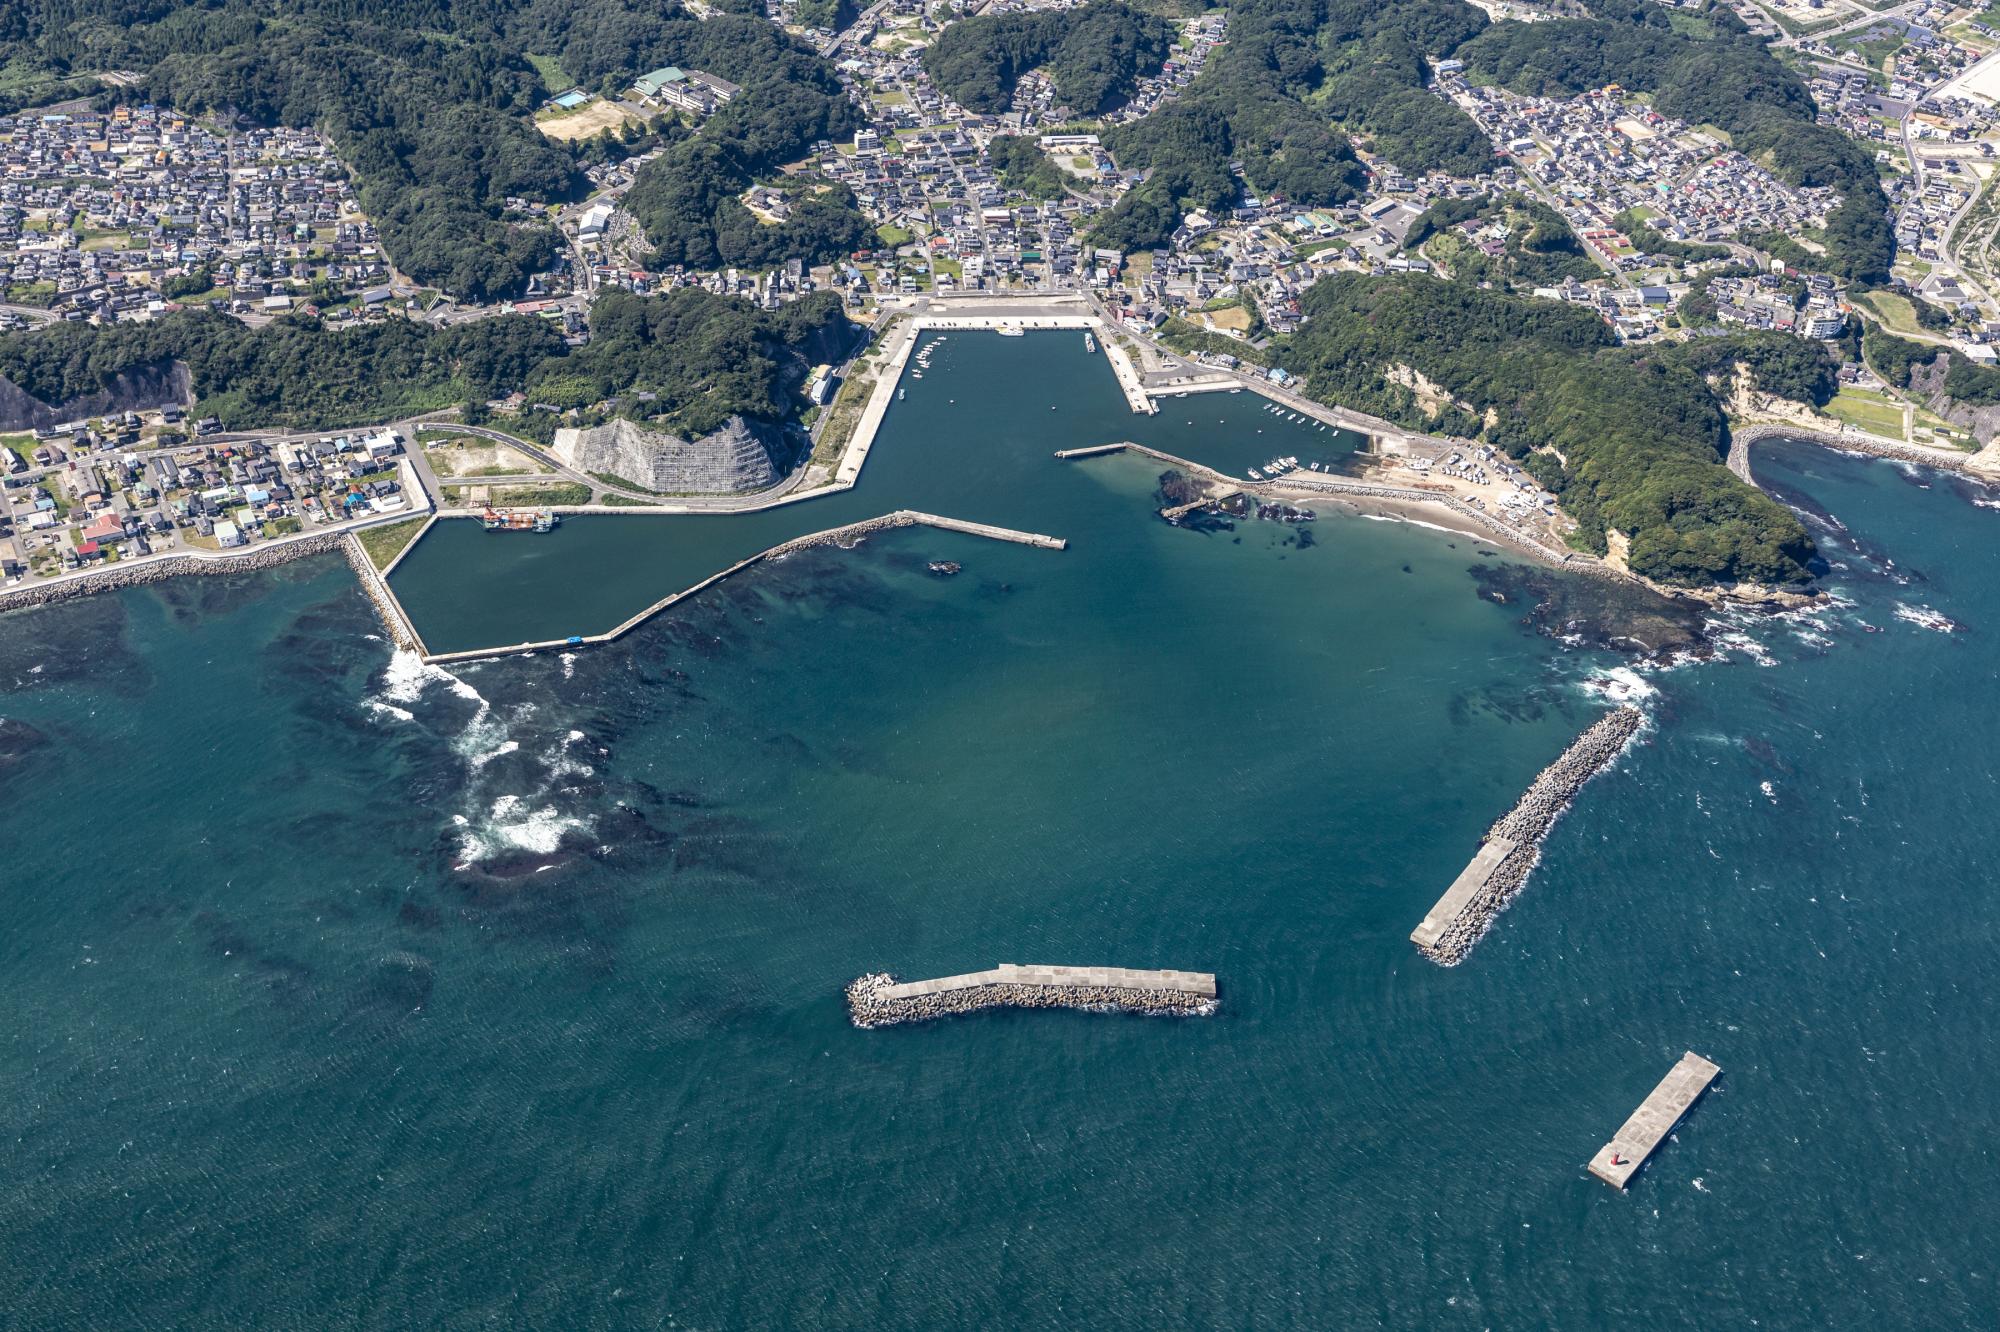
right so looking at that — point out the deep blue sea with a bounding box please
[2,334,1996,1328]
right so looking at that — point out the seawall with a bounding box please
[847,964,1218,1028]
[1411,706,1646,965]
[0,531,351,617]
[1729,422,1986,485]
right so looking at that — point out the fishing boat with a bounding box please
[482,505,558,533]
[1083,332,1097,353]
[996,325,1025,337]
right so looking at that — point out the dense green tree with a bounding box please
[922,3,1175,115]
[0,291,850,434]
[1276,273,1818,586]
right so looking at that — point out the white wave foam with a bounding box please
[455,794,595,865]
[1894,603,1959,634]
[1580,665,1659,706]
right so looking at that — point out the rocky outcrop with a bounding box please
[552,415,779,494]
[0,360,190,432]
[1907,355,2000,445]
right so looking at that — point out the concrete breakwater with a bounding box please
[847,964,1218,1028]
[1411,706,1646,965]
[416,509,1067,666]
[0,530,350,617]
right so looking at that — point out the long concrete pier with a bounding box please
[847,964,1218,1027]
[1588,1052,1722,1189]
[414,509,1066,666]
[1411,707,1646,965]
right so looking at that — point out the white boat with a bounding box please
[897,389,905,400]
[996,325,1025,337]
[1248,468,1263,480]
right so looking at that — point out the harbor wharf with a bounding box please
[1588,1052,1722,1189]
[847,964,1218,1028]
[1411,706,1646,965]
[412,510,1066,667]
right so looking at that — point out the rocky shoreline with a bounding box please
[845,972,1220,1028]
[0,531,350,616]
[1417,706,1647,966]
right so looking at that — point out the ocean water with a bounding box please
[2,342,1998,1326]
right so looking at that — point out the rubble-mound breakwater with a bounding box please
[1411,706,1646,965]
[846,964,1218,1028]
[0,531,349,616]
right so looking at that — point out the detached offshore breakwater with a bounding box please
[1411,706,1646,965]
[847,964,1218,1028]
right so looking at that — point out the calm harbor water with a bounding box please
[388,331,1366,652]
[2,334,1998,1327]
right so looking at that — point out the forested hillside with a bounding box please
[0,289,852,435]
[1279,274,1823,586]
[922,3,1175,115]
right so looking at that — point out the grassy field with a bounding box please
[0,432,33,462]
[356,516,428,571]
[1861,290,1928,337]
[489,482,591,506]
[524,53,570,92]
[1823,387,1908,438]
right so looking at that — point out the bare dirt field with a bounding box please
[421,435,553,478]
[536,100,637,142]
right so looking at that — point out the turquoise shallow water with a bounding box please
[3,336,1999,1327]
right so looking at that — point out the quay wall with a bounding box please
[1412,706,1646,966]
[847,965,1218,1028]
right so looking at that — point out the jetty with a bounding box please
[1588,1052,1722,1189]
[1411,707,1645,965]
[847,964,1217,1028]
